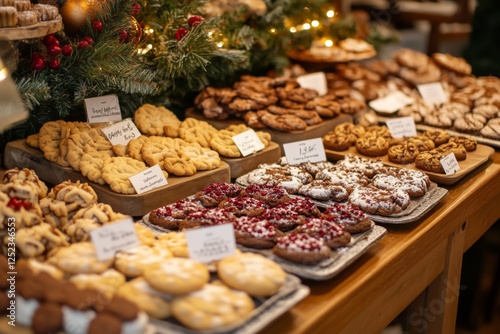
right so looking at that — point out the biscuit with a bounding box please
[126,136,150,162]
[421,130,451,146]
[259,110,307,132]
[79,151,113,185]
[26,133,40,148]
[140,139,176,169]
[448,135,477,151]
[117,277,171,319]
[432,53,472,76]
[171,283,254,330]
[48,242,113,274]
[102,157,148,194]
[134,103,181,136]
[156,232,189,257]
[67,128,113,171]
[217,252,286,297]
[114,245,173,277]
[387,142,420,164]
[163,151,197,176]
[180,143,221,170]
[134,223,156,246]
[209,129,241,158]
[178,117,218,148]
[143,258,210,295]
[38,120,66,164]
[2,168,48,199]
[69,269,126,298]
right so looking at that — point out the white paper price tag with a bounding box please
[417,82,448,105]
[297,72,328,96]
[232,129,265,156]
[184,224,236,263]
[283,138,326,165]
[84,94,122,123]
[102,118,142,146]
[129,164,168,194]
[368,91,414,114]
[440,153,460,175]
[90,218,139,261]
[386,116,417,138]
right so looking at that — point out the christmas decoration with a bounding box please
[82,36,94,45]
[47,45,61,56]
[42,34,56,46]
[49,59,61,70]
[130,2,140,15]
[61,45,73,56]
[78,40,89,49]
[188,15,204,28]
[31,58,45,71]
[60,0,100,36]
[92,20,103,32]
[125,16,142,44]
[175,27,188,41]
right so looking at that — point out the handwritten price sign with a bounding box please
[283,138,326,165]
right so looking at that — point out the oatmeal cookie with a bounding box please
[355,133,390,157]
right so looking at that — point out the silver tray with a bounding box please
[149,274,309,334]
[312,182,448,224]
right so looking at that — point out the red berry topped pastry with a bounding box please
[322,202,373,234]
[149,198,204,230]
[194,182,243,207]
[261,207,305,232]
[296,217,351,249]
[272,233,332,265]
[274,197,322,217]
[218,196,269,217]
[233,216,284,249]
[179,207,235,230]
[240,184,290,206]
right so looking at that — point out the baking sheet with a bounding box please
[150,274,309,334]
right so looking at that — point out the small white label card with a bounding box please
[84,94,122,123]
[386,116,417,138]
[440,152,460,175]
[368,91,414,114]
[90,217,139,261]
[184,224,236,263]
[232,129,265,157]
[283,138,326,165]
[129,164,168,194]
[296,72,328,96]
[417,82,448,105]
[102,118,142,146]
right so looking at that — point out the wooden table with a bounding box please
[259,152,500,334]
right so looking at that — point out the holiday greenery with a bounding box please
[1,0,359,150]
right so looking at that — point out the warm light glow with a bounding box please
[302,23,311,30]
[270,28,276,34]
[217,42,224,48]
[311,20,319,27]
[148,28,154,34]
[327,10,335,18]
[208,30,214,37]
[290,27,297,33]
[0,67,7,81]
[325,39,333,47]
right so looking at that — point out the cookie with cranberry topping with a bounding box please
[218,196,269,217]
[296,218,351,249]
[233,216,284,249]
[297,179,349,202]
[348,185,410,216]
[240,183,290,206]
[179,207,235,230]
[322,202,373,234]
[272,233,332,265]
[275,197,322,217]
[149,198,204,230]
[194,182,243,207]
[262,207,306,232]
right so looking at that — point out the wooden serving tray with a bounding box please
[222,142,281,179]
[3,139,231,217]
[185,108,353,151]
[324,144,495,185]
[0,16,62,41]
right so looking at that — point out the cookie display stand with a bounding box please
[0,15,63,41]
[185,108,353,152]
[3,139,231,216]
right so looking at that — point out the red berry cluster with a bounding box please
[175,15,204,41]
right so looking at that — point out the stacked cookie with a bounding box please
[194,74,367,132]
[0,0,58,27]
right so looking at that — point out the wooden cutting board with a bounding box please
[4,139,231,217]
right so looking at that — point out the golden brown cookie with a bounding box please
[355,133,389,157]
[102,156,148,194]
[387,141,420,164]
[259,111,307,132]
[134,103,181,136]
[178,117,218,148]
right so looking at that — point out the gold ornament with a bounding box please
[126,16,143,44]
[60,0,100,36]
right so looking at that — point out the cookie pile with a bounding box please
[323,122,478,174]
[148,182,375,266]
[0,1,58,27]
[194,74,366,132]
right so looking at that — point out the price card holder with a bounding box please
[184,224,237,263]
[102,118,142,146]
[386,116,417,138]
[84,94,122,123]
[129,164,168,194]
[90,218,139,261]
[296,72,328,96]
[440,153,460,175]
[232,129,265,157]
[417,82,448,105]
[368,91,414,114]
[283,138,326,165]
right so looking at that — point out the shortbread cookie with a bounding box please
[114,245,173,277]
[178,117,218,148]
[143,258,210,295]
[102,157,148,194]
[140,139,176,168]
[127,136,150,161]
[79,151,113,185]
[48,242,113,274]
[134,223,156,246]
[217,252,286,297]
[157,232,189,258]
[38,120,66,164]
[117,277,171,319]
[134,104,181,136]
[66,128,113,171]
[69,269,126,298]
[233,216,284,249]
[272,233,332,265]
[171,283,254,331]
[163,151,197,176]
[26,133,40,148]
[180,143,221,170]
[348,185,410,216]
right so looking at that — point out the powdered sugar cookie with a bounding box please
[157,232,189,257]
[348,185,410,216]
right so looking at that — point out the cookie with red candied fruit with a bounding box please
[240,183,290,206]
[322,202,373,234]
[179,207,235,230]
[272,233,332,265]
[233,216,284,249]
[218,196,269,217]
[274,197,322,217]
[261,207,305,232]
[194,182,243,207]
[296,217,351,249]
[149,198,204,230]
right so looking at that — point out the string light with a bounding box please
[324,39,333,47]
[302,23,311,30]
[290,27,297,33]
[327,10,335,18]
[311,20,319,28]
[217,41,224,48]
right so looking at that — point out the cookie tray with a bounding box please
[324,143,495,185]
[3,139,231,217]
[185,108,353,152]
[150,274,310,334]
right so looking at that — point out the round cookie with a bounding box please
[233,216,284,249]
[134,103,181,136]
[432,53,472,76]
[448,135,477,152]
[114,245,173,277]
[157,232,189,258]
[117,277,171,319]
[348,185,411,216]
[421,130,451,146]
[143,258,209,295]
[178,117,218,148]
[48,242,113,275]
[355,133,389,157]
[272,233,332,265]
[296,218,351,249]
[171,283,254,331]
[217,252,286,297]
[101,156,148,194]
[387,142,420,164]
